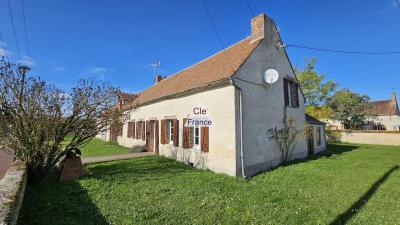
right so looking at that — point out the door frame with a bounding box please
[145,120,159,153]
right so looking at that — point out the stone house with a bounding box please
[325,93,400,131]
[365,93,400,131]
[98,13,326,177]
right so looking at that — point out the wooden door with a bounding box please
[146,121,156,152]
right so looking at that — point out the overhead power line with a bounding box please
[245,0,255,17]
[7,0,22,60]
[202,0,225,50]
[21,0,30,56]
[285,44,400,55]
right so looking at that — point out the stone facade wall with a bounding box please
[0,160,27,225]
[339,131,400,146]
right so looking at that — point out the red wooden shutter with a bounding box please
[283,78,289,106]
[135,122,139,139]
[182,118,189,149]
[201,127,209,152]
[142,121,146,140]
[161,120,166,144]
[173,119,179,147]
[132,122,136,138]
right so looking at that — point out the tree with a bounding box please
[0,58,125,182]
[326,89,370,129]
[267,108,306,163]
[296,58,337,106]
[296,58,337,119]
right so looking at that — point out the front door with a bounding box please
[146,120,158,152]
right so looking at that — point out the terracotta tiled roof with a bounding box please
[129,37,261,107]
[367,100,398,116]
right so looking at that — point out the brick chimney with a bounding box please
[154,75,164,84]
[391,93,399,114]
[251,13,277,42]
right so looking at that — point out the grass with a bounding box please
[63,136,129,157]
[18,143,400,225]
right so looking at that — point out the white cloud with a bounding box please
[0,48,11,57]
[90,67,108,74]
[51,66,66,72]
[86,67,115,80]
[18,55,36,66]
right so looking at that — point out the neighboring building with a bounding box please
[365,93,400,131]
[99,13,326,177]
[324,93,400,131]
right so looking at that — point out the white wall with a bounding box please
[340,131,400,146]
[115,85,238,176]
[366,115,400,131]
[232,37,308,176]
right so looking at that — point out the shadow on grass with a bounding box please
[84,156,198,182]
[18,180,108,225]
[329,165,399,225]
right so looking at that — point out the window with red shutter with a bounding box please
[173,119,179,147]
[182,118,189,149]
[201,127,209,152]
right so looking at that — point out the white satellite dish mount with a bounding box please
[264,69,279,85]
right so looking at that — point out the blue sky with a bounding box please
[0,0,399,100]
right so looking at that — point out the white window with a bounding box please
[168,120,174,144]
[316,127,322,146]
[193,126,201,149]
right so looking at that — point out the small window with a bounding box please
[316,127,322,146]
[193,126,201,149]
[284,78,299,108]
[167,120,174,144]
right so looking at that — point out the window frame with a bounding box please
[168,120,174,145]
[284,78,299,108]
[193,125,201,150]
[316,126,322,146]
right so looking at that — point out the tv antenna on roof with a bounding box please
[150,61,161,76]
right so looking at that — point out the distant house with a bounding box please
[98,13,326,177]
[325,93,400,131]
[365,93,400,131]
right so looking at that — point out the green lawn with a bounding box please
[18,143,400,225]
[63,137,129,157]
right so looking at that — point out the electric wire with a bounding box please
[285,44,400,55]
[6,0,22,60]
[245,0,255,17]
[201,0,225,51]
[21,0,30,56]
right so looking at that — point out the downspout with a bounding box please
[230,78,246,179]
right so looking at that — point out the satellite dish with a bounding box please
[264,69,279,84]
